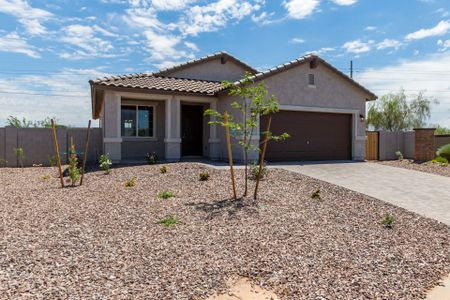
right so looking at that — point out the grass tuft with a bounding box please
[157,215,181,228]
[125,177,136,187]
[158,191,174,199]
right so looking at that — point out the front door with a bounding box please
[181,105,203,156]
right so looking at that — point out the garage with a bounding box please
[261,110,352,161]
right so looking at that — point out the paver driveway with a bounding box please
[275,161,450,225]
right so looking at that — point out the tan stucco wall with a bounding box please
[163,58,248,82]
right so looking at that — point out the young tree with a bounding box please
[367,90,438,131]
[205,73,289,199]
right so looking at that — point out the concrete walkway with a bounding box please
[274,161,450,225]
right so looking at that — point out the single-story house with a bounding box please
[89,52,377,163]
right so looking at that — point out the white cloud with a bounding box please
[184,41,199,52]
[283,0,320,19]
[151,0,197,11]
[60,25,114,59]
[179,0,262,36]
[289,37,305,44]
[365,26,377,31]
[0,32,40,58]
[342,39,373,53]
[435,8,449,17]
[357,52,450,127]
[377,39,402,50]
[251,11,277,25]
[405,20,450,40]
[0,0,53,35]
[331,0,357,5]
[437,39,450,51]
[305,47,335,55]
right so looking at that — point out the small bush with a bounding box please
[160,166,167,174]
[436,144,450,161]
[158,191,175,199]
[125,177,136,187]
[48,155,57,167]
[311,188,321,200]
[250,161,269,180]
[68,143,80,187]
[157,215,181,228]
[199,171,210,181]
[41,175,50,180]
[395,150,403,161]
[0,158,7,167]
[381,213,394,228]
[432,156,449,166]
[14,147,24,168]
[146,152,158,164]
[99,154,112,174]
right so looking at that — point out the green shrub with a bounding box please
[199,171,210,181]
[160,166,167,174]
[158,191,174,199]
[157,215,181,228]
[395,150,403,160]
[432,156,449,166]
[381,213,394,228]
[146,152,158,164]
[14,147,24,168]
[311,188,321,200]
[68,143,80,187]
[125,177,136,187]
[250,161,269,180]
[436,144,450,161]
[99,154,112,174]
[48,155,57,167]
[0,158,7,167]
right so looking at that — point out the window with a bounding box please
[121,105,154,137]
[308,74,315,86]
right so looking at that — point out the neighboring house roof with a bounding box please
[232,54,377,101]
[153,51,258,77]
[90,74,222,95]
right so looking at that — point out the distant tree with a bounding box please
[367,90,438,131]
[435,125,450,135]
[6,116,66,128]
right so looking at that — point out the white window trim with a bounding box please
[121,104,156,139]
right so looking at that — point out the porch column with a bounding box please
[103,91,122,162]
[208,99,221,160]
[164,97,181,161]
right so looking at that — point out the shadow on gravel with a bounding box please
[186,197,259,220]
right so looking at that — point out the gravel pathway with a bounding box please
[376,160,450,178]
[0,163,449,299]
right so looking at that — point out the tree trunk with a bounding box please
[254,115,272,200]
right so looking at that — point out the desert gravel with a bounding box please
[0,163,449,299]
[376,159,450,178]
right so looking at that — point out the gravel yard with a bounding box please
[376,159,450,178]
[0,163,449,299]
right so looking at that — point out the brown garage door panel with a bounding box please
[261,111,352,161]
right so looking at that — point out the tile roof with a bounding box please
[90,74,223,95]
[153,51,257,77]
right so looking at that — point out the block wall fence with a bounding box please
[0,127,102,167]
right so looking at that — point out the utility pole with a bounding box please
[350,60,353,79]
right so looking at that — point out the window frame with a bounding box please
[121,104,156,139]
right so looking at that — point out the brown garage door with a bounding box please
[261,111,352,161]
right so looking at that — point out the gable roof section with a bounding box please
[89,74,223,119]
[90,74,222,95]
[153,51,257,77]
[235,54,377,101]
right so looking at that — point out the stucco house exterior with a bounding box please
[89,52,376,163]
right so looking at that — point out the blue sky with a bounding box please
[0,0,449,127]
